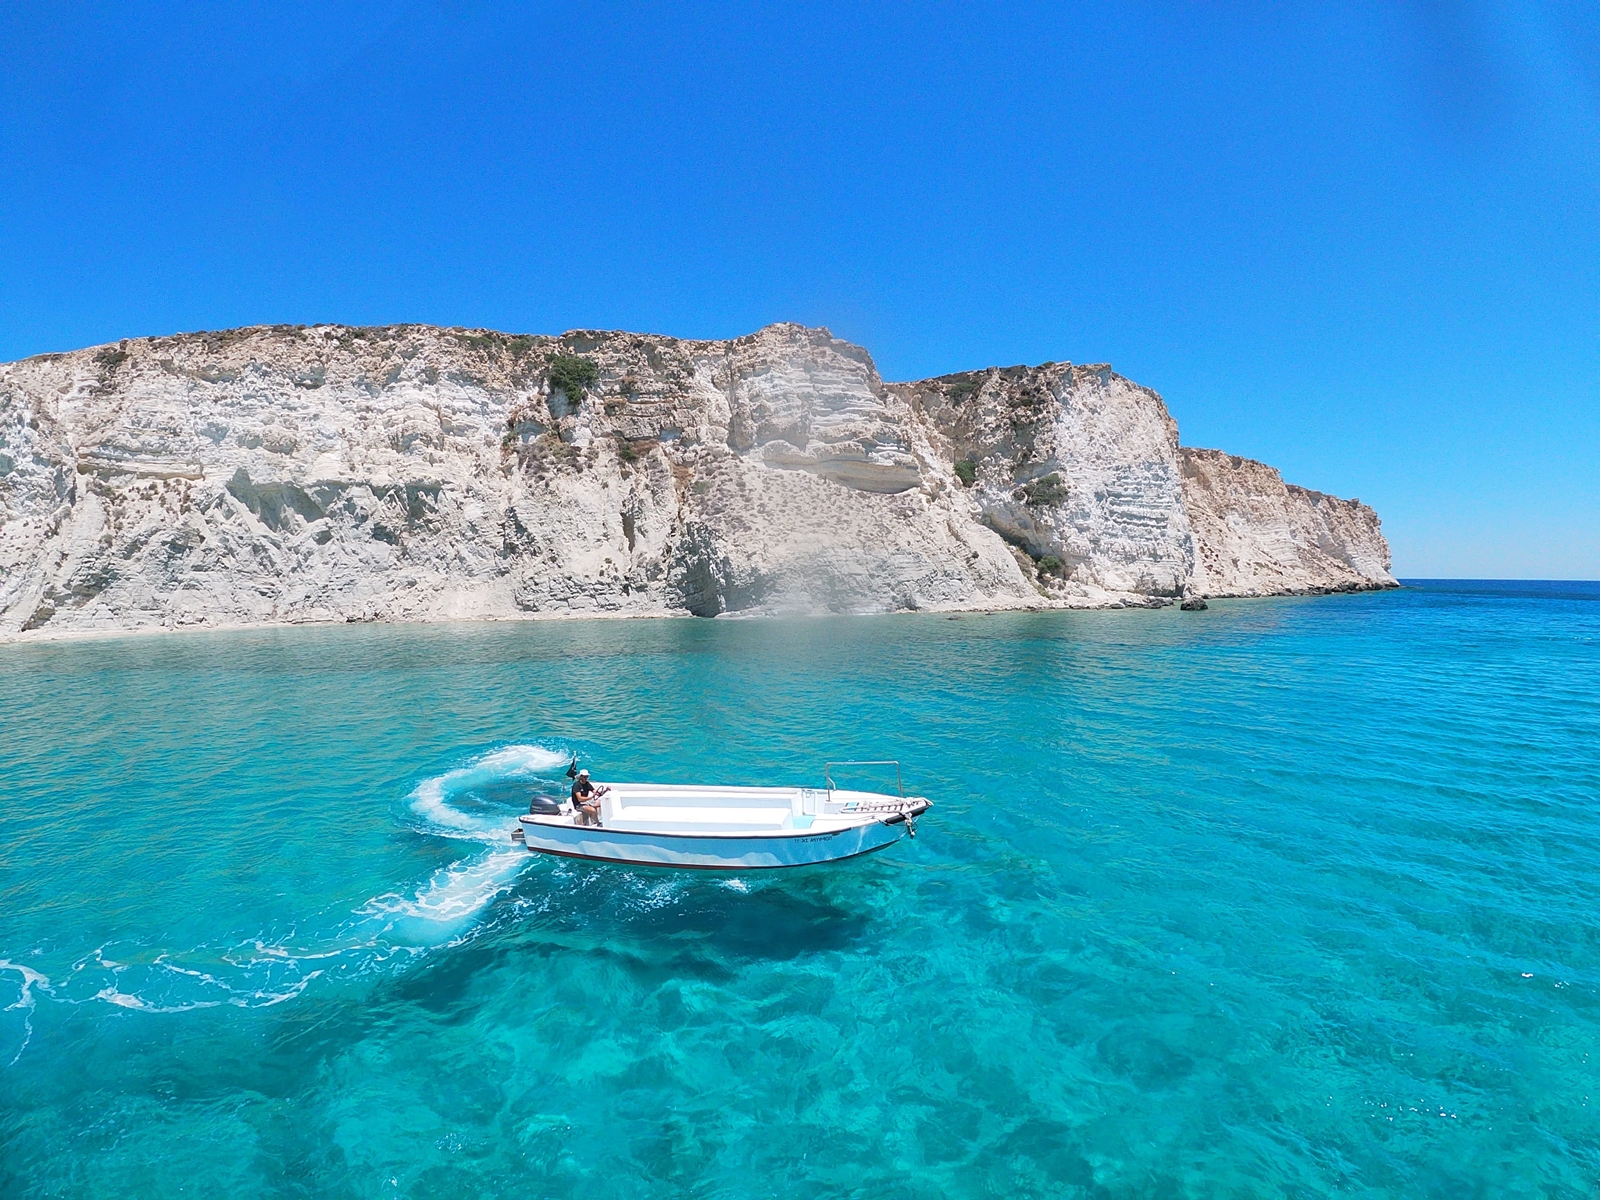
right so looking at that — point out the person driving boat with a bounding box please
[571,768,609,825]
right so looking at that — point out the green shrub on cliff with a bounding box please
[1023,473,1067,505]
[953,458,978,487]
[547,354,599,402]
[945,376,982,403]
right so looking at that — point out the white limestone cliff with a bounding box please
[892,364,1197,603]
[1179,447,1393,597]
[0,322,1394,638]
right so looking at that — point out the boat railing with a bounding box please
[824,760,904,799]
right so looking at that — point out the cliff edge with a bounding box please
[1180,448,1393,597]
[0,322,1394,638]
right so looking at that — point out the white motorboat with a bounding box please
[512,762,931,870]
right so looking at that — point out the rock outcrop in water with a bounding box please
[0,323,1394,637]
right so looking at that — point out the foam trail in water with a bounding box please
[1,747,566,1050]
[10,846,531,1030]
[353,848,534,944]
[409,744,569,839]
[373,742,567,943]
[0,960,48,1066]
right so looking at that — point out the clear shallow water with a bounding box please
[1,582,1597,1198]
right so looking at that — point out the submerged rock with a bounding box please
[0,323,1395,637]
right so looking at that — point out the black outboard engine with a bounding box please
[473,779,565,815]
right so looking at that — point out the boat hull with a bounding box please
[517,813,911,870]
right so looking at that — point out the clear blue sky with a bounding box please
[2,2,1596,577]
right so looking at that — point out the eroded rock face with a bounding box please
[893,363,1196,603]
[1180,448,1394,597]
[0,322,1394,638]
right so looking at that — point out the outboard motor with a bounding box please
[473,779,565,815]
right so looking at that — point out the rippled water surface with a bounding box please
[2,581,1598,1197]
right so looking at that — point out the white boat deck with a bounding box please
[533,783,892,836]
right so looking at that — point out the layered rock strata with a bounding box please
[1180,448,1394,597]
[0,323,1393,638]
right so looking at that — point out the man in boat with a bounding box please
[570,769,609,825]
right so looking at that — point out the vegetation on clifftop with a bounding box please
[547,354,599,402]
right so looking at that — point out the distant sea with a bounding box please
[2,580,1596,1197]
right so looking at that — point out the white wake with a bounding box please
[0,744,576,1054]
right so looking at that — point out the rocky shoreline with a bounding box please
[0,322,1394,640]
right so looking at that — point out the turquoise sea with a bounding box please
[2,581,1597,1197]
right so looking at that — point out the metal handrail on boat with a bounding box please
[824,760,904,799]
